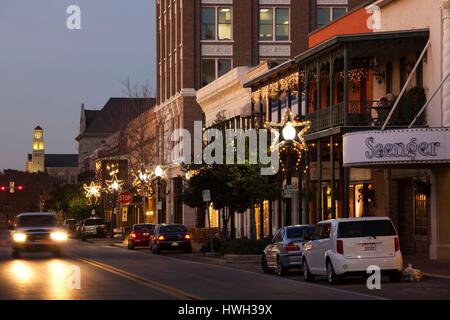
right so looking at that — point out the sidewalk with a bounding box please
[403,256,450,280]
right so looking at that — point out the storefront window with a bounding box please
[255,201,269,240]
[209,204,219,228]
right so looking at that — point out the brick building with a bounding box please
[155,0,366,227]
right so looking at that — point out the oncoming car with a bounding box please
[9,212,68,258]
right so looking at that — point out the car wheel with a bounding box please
[183,247,192,254]
[389,271,403,283]
[303,259,315,282]
[128,242,135,250]
[326,261,340,285]
[275,256,288,276]
[261,255,272,274]
[153,245,160,254]
[12,249,20,259]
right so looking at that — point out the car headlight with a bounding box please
[13,233,27,243]
[50,232,68,241]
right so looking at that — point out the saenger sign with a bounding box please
[343,128,450,167]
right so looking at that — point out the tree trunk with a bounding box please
[249,199,256,240]
[230,205,236,240]
[259,201,265,240]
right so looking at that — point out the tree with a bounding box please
[121,78,156,222]
[45,184,102,219]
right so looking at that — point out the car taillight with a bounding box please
[158,235,165,241]
[286,242,300,252]
[394,237,400,252]
[336,240,344,255]
[130,232,136,239]
[184,234,191,240]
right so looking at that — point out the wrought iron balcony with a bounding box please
[305,99,426,133]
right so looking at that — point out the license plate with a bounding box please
[363,244,376,251]
[171,242,179,247]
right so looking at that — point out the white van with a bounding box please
[302,217,403,285]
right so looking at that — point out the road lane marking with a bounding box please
[78,258,203,300]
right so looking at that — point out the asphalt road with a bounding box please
[0,232,449,300]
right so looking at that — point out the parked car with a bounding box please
[150,224,192,254]
[9,212,68,258]
[302,217,403,285]
[62,218,78,238]
[261,225,316,276]
[80,217,107,240]
[127,224,155,250]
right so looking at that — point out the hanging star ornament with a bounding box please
[83,181,102,205]
[265,107,311,153]
[106,174,124,193]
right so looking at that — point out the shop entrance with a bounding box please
[397,179,429,257]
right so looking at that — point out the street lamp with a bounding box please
[106,174,124,237]
[282,121,297,141]
[266,108,311,226]
[154,165,164,179]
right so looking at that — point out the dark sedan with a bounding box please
[127,224,155,250]
[150,224,192,254]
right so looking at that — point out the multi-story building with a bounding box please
[156,0,366,227]
[76,98,156,176]
[243,0,450,261]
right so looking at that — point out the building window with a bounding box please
[259,8,289,41]
[316,7,347,29]
[201,58,232,86]
[201,7,232,41]
[218,8,232,40]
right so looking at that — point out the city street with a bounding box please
[1,232,449,300]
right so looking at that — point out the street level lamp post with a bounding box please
[266,108,311,227]
[147,165,169,225]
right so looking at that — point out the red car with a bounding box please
[127,224,155,250]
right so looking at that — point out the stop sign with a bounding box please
[118,191,133,206]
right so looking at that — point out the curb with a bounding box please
[423,273,450,281]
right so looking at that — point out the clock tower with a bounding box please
[31,125,45,173]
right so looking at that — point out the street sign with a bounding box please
[202,190,211,202]
[121,207,128,222]
[118,191,133,206]
[284,185,293,199]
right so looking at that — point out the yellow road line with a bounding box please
[79,258,203,300]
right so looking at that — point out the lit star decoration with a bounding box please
[83,182,102,205]
[265,107,311,154]
[106,174,124,193]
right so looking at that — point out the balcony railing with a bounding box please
[305,100,426,133]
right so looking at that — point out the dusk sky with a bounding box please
[0,0,156,171]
